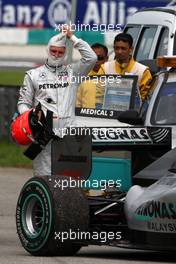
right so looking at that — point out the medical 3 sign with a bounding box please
[0,0,170,28]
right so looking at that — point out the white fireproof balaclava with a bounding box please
[47,33,67,67]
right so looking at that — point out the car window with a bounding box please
[139,73,160,121]
[140,90,154,121]
[155,27,169,58]
[151,77,176,125]
[124,26,141,47]
[135,27,157,61]
[75,75,138,119]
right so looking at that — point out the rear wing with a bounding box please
[51,126,171,179]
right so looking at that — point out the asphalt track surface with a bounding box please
[1,167,176,264]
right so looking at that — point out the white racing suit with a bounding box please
[17,35,97,176]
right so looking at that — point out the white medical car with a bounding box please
[124,6,176,62]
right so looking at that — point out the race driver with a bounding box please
[17,25,97,176]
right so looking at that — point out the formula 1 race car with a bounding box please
[15,128,175,256]
[15,57,176,255]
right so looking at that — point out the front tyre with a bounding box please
[16,176,89,256]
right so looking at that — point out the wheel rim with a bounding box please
[22,194,45,238]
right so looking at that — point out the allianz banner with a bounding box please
[0,0,170,28]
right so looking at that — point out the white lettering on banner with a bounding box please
[118,1,125,25]
[48,0,71,27]
[3,5,15,24]
[101,1,107,24]
[32,6,44,26]
[17,6,31,24]
[0,4,44,26]
[83,0,138,26]
[109,1,116,25]
[83,2,100,25]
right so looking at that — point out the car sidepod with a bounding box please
[125,173,176,250]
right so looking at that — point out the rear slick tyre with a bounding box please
[16,176,89,256]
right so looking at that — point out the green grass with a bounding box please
[0,70,25,86]
[0,140,32,167]
[0,71,32,167]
